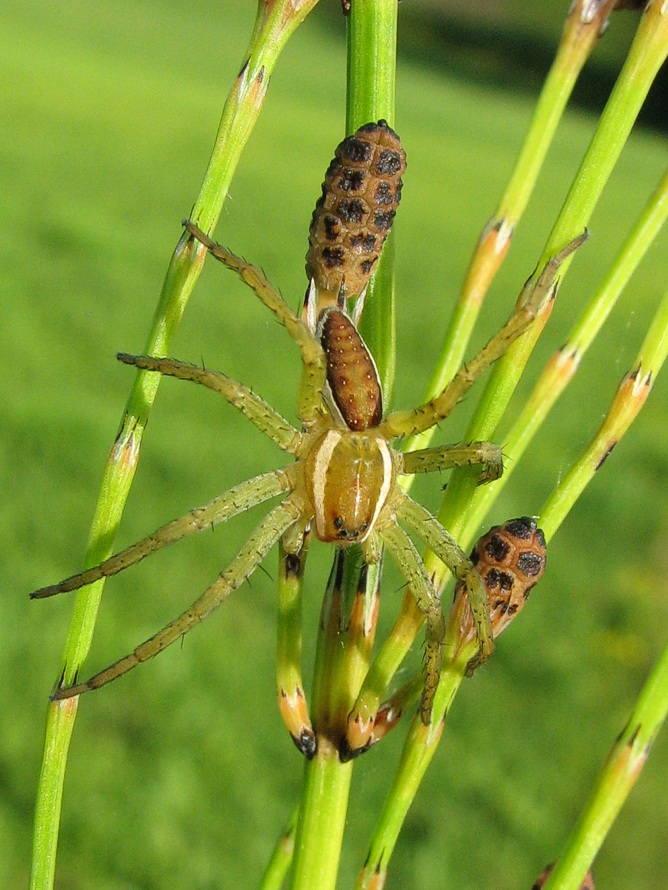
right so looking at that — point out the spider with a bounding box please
[32,122,584,727]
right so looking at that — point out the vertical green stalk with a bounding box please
[261,807,299,890]
[352,6,668,885]
[289,1,399,886]
[540,281,668,542]
[347,0,400,400]
[30,3,320,888]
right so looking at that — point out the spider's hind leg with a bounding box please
[400,440,503,486]
[51,496,303,699]
[394,494,494,695]
[379,519,446,725]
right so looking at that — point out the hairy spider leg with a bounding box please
[117,354,304,455]
[378,520,446,724]
[51,497,304,699]
[184,221,326,425]
[400,440,503,485]
[379,233,588,440]
[395,494,493,684]
[30,469,294,601]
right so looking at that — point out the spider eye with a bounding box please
[332,516,351,539]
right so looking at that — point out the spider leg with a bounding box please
[379,519,445,725]
[400,441,503,485]
[184,221,326,425]
[51,496,303,699]
[30,468,294,600]
[117,354,303,454]
[395,493,493,679]
[379,232,588,440]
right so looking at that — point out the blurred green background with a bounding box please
[2,1,667,887]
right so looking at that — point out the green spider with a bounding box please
[31,123,584,732]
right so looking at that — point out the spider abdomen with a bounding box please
[306,120,406,300]
[305,429,394,544]
[320,308,383,431]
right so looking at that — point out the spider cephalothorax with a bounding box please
[31,122,583,739]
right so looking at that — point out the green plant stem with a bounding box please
[291,744,354,890]
[291,551,376,889]
[260,807,299,890]
[288,2,399,886]
[437,0,668,559]
[402,0,619,462]
[462,163,668,544]
[30,3,320,888]
[355,648,470,889]
[348,0,399,401]
[277,537,315,755]
[543,639,668,890]
[541,280,668,541]
[353,9,668,884]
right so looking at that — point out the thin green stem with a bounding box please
[260,807,299,890]
[540,280,668,541]
[291,550,377,889]
[437,0,668,558]
[356,643,473,888]
[277,537,315,758]
[291,744,354,890]
[353,8,668,885]
[347,0,399,401]
[463,164,668,544]
[542,1,668,265]
[543,639,668,890]
[30,3,320,888]
[400,0,619,463]
[288,2,399,886]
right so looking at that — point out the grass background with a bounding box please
[2,1,667,887]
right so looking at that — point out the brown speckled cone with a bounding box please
[306,120,406,300]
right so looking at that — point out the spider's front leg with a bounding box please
[183,220,326,425]
[117,354,304,454]
[379,232,588,440]
[30,469,295,600]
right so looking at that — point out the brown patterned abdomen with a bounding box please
[320,309,383,431]
[306,120,406,300]
[471,517,547,614]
